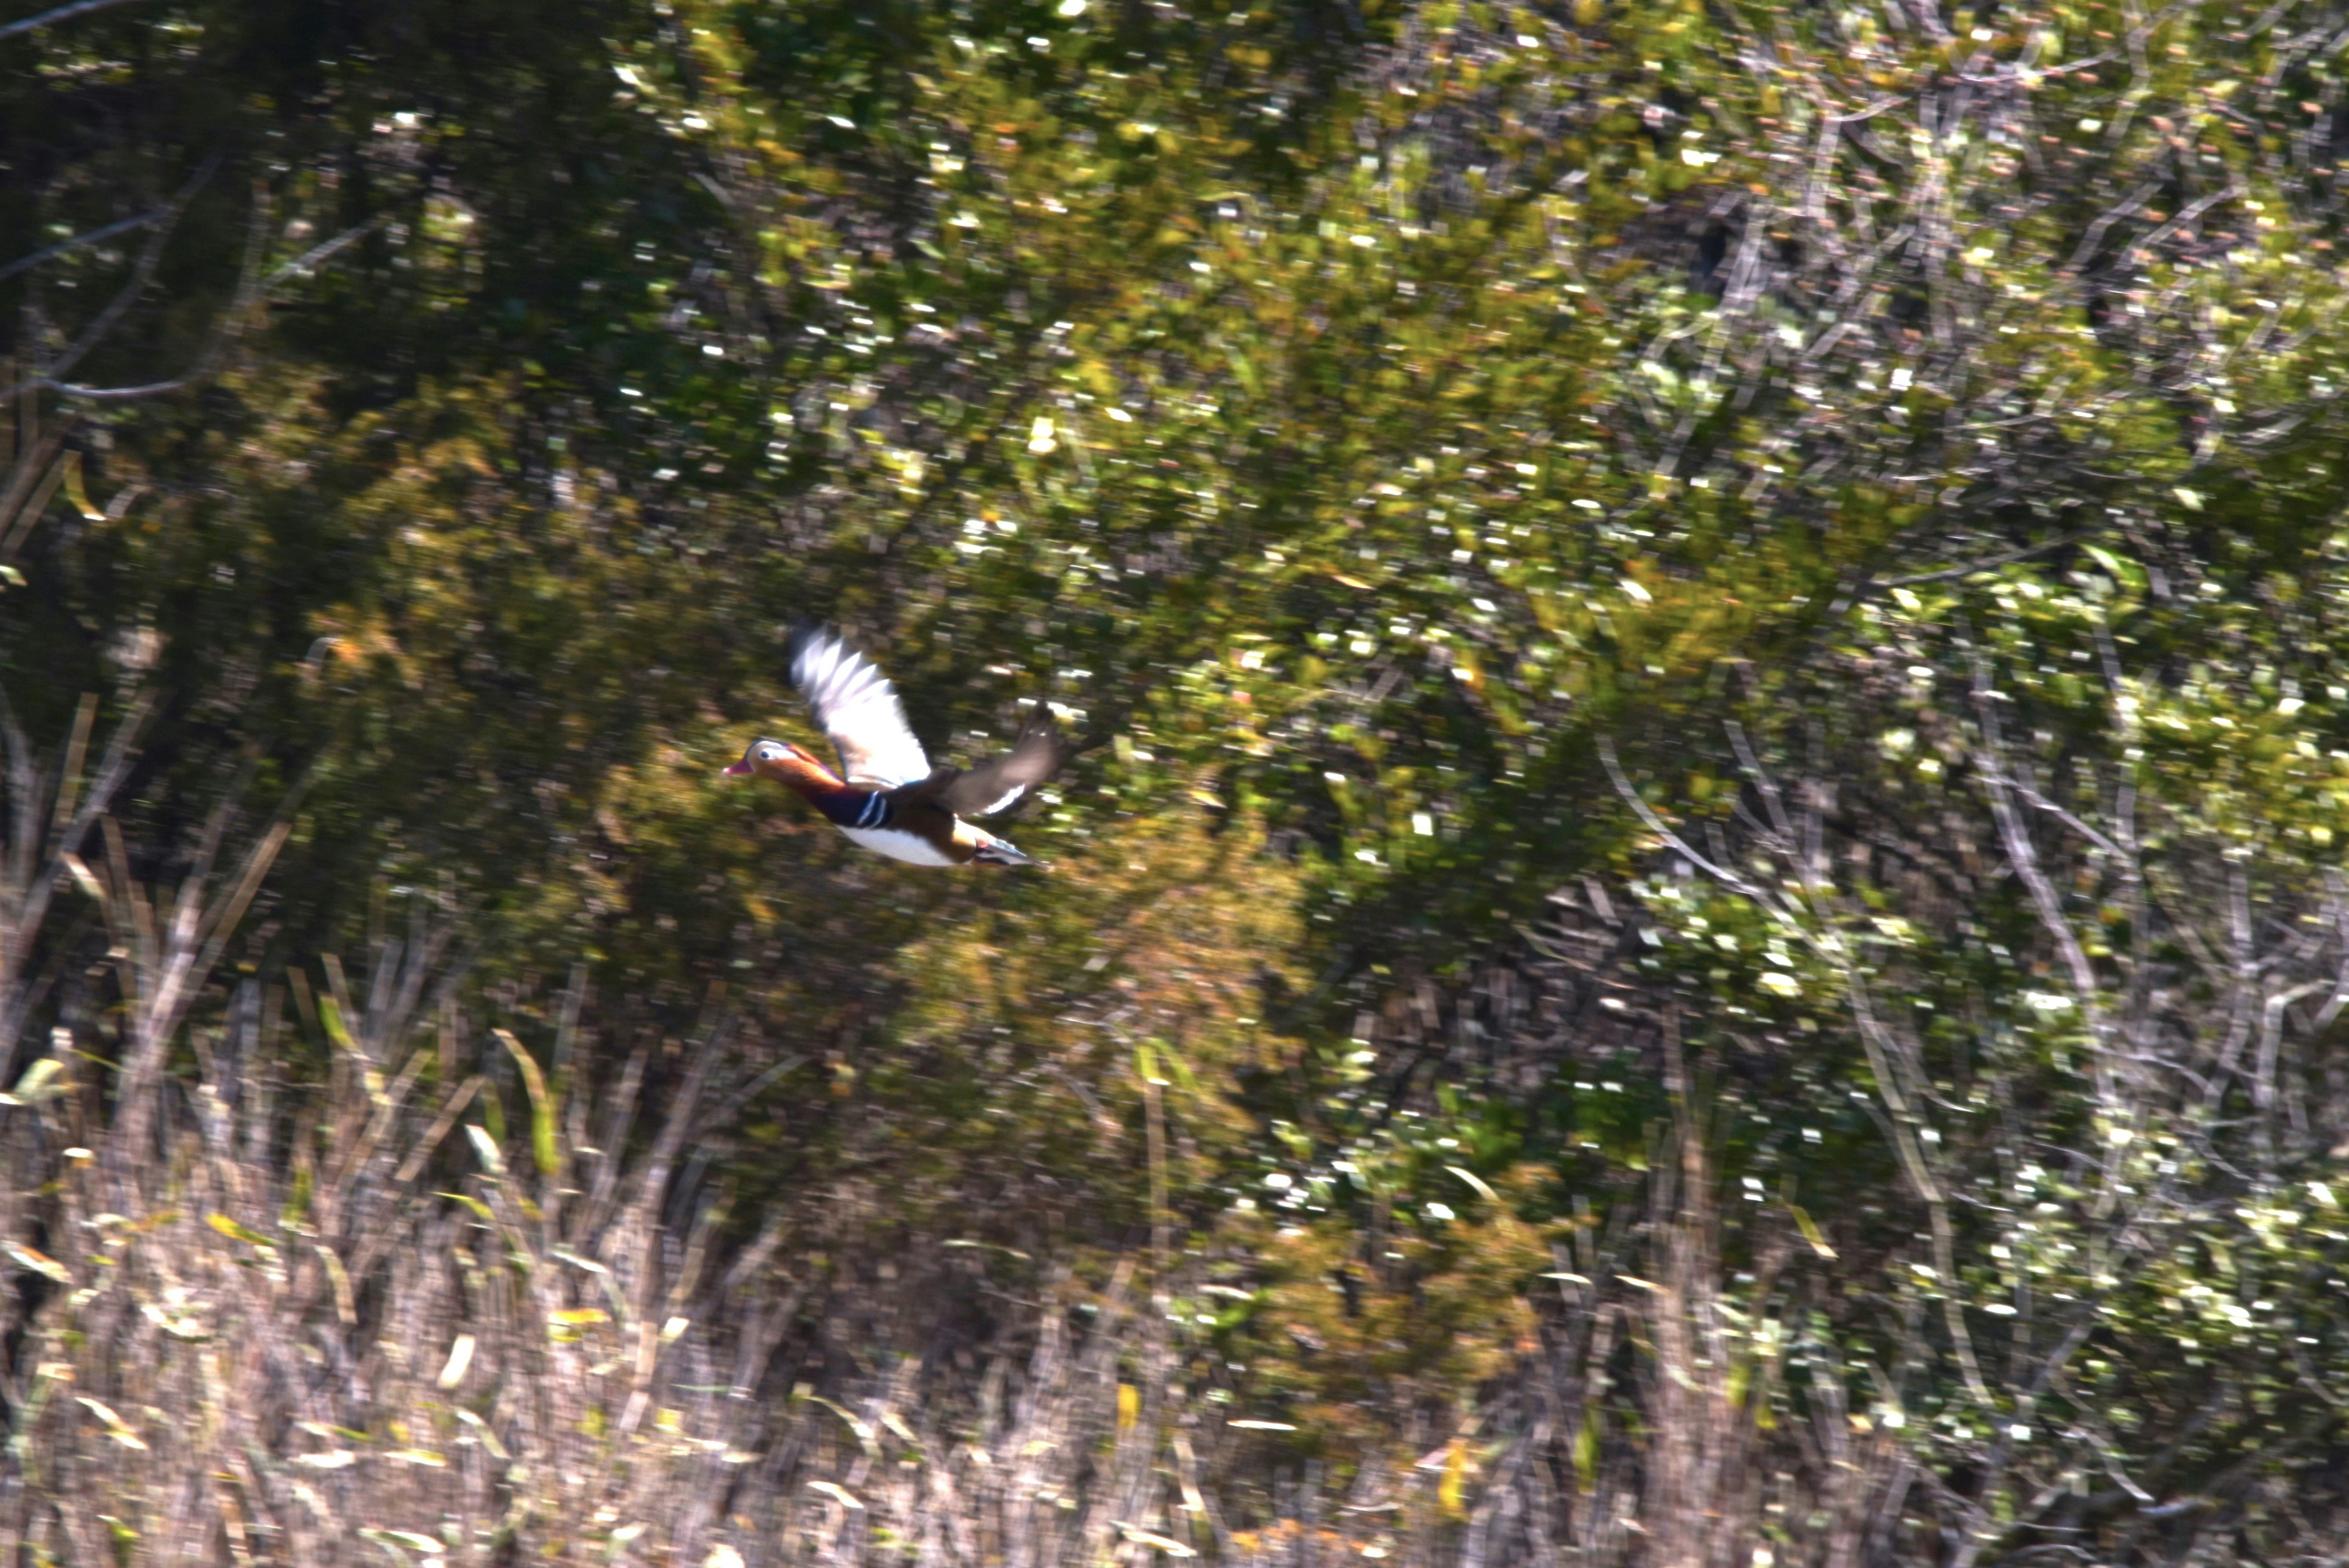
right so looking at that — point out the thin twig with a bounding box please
[1881,532,2086,589]
[0,207,166,286]
[24,214,382,404]
[0,0,157,43]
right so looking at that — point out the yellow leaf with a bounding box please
[436,1191,495,1222]
[1789,1203,1838,1260]
[207,1213,273,1249]
[1445,1165,1499,1203]
[439,1333,477,1389]
[1118,1525,1197,1556]
[455,1407,510,1460]
[1438,1437,1469,1518]
[2,1055,69,1105]
[59,451,106,521]
[4,1240,70,1283]
[76,1397,147,1450]
[316,1244,356,1326]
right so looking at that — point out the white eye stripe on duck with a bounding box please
[757,743,787,761]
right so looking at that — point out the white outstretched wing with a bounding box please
[789,630,931,789]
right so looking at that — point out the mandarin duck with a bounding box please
[724,626,1069,867]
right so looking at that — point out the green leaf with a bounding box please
[494,1028,563,1176]
[437,1191,495,1222]
[317,995,357,1055]
[2083,543,2146,592]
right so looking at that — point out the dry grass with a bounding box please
[0,956,1920,1568]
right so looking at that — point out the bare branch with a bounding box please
[1596,735,1777,908]
[0,0,157,43]
[0,206,167,286]
[17,206,382,405]
[1969,661,2117,1107]
[36,199,178,387]
[1879,531,2087,589]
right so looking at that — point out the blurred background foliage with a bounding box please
[10,0,2349,1559]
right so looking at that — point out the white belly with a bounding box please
[840,824,960,867]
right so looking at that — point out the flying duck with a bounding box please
[724,627,1069,868]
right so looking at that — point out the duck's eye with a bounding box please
[757,743,785,762]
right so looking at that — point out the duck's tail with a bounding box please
[971,832,1042,868]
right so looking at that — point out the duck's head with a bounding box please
[722,738,833,785]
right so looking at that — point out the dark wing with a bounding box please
[935,708,1071,818]
[787,626,932,789]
